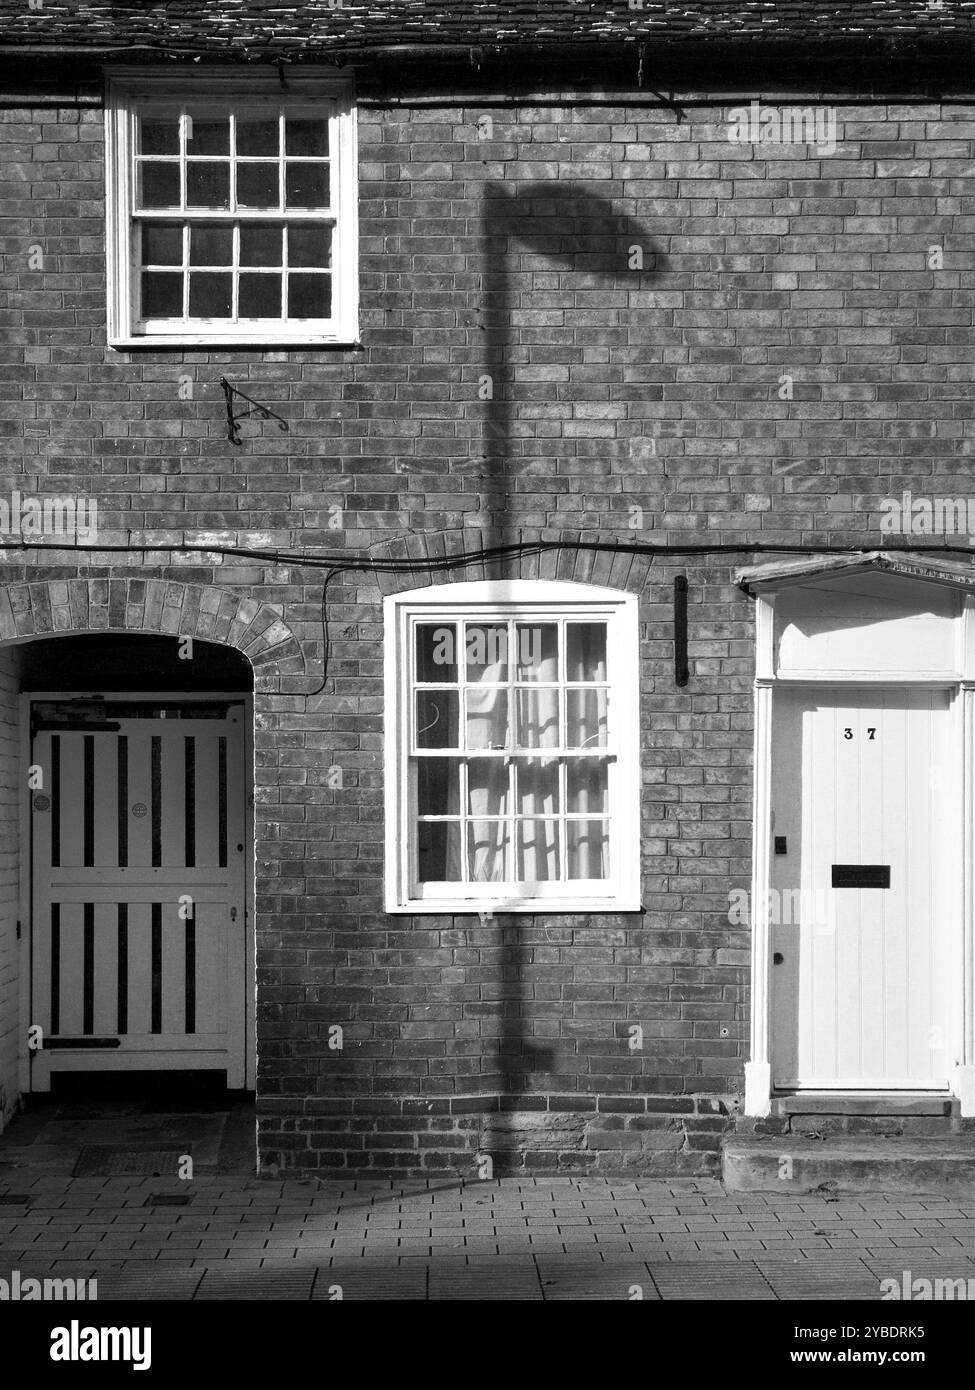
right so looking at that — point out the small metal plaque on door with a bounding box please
[831,864,891,888]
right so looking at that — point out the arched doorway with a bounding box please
[0,629,258,1174]
[20,632,255,1094]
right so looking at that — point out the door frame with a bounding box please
[738,560,975,1118]
[17,690,255,1096]
[765,679,961,1097]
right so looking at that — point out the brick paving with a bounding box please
[3,1175,975,1299]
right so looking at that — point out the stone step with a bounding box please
[771,1094,952,1118]
[723,1134,975,1196]
[787,1114,956,1139]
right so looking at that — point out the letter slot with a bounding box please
[831,864,891,889]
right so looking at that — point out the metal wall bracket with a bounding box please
[219,377,290,446]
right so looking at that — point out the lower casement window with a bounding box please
[383,580,641,913]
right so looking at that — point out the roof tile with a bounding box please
[0,1,972,56]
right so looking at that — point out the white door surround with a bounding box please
[738,552,975,1118]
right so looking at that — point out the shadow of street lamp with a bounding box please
[472,180,668,1157]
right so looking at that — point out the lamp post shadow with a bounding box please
[474,182,668,1159]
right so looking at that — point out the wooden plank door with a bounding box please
[30,701,247,1089]
[771,687,956,1090]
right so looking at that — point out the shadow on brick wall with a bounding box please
[480,183,666,1112]
[479,180,668,545]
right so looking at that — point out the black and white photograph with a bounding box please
[0,0,972,1361]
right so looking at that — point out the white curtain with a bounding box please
[464,656,509,882]
[467,756,507,883]
[416,621,610,885]
[567,820,608,879]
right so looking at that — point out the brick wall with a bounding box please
[2,79,973,1171]
[0,647,20,1132]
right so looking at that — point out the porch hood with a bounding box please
[736,550,975,597]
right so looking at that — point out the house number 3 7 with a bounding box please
[843,727,876,739]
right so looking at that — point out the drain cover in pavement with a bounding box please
[144,1193,193,1206]
[0,1194,32,1205]
[73,1147,185,1177]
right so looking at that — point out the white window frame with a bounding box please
[105,66,358,348]
[384,580,642,914]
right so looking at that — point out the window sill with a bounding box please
[385,896,642,915]
[109,335,361,351]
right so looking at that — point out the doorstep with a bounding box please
[770,1093,954,1119]
[723,1133,975,1196]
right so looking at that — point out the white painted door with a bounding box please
[771,687,956,1090]
[30,700,247,1090]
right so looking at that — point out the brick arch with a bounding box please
[0,577,307,691]
[367,528,653,597]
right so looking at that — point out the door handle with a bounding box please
[230,906,237,922]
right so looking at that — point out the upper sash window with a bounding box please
[105,68,358,347]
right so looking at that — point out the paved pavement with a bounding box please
[3,1174,975,1299]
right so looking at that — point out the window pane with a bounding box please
[240,223,282,266]
[237,162,279,208]
[465,624,507,683]
[288,225,330,269]
[188,272,232,318]
[515,688,559,749]
[186,114,229,155]
[467,822,508,883]
[418,821,460,883]
[417,757,458,817]
[236,117,279,156]
[285,163,328,208]
[139,119,179,156]
[186,161,230,209]
[287,273,331,319]
[138,162,180,209]
[467,759,508,817]
[415,624,457,683]
[566,821,609,879]
[516,758,559,814]
[567,622,607,681]
[286,118,329,156]
[238,273,282,319]
[566,688,607,748]
[141,271,182,318]
[465,689,508,751]
[567,757,608,813]
[517,821,559,881]
[141,222,183,266]
[416,690,458,749]
[515,623,557,681]
[189,225,232,265]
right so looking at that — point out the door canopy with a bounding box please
[736,551,975,683]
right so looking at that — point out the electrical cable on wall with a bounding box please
[0,534,971,695]
[1,535,972,569]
